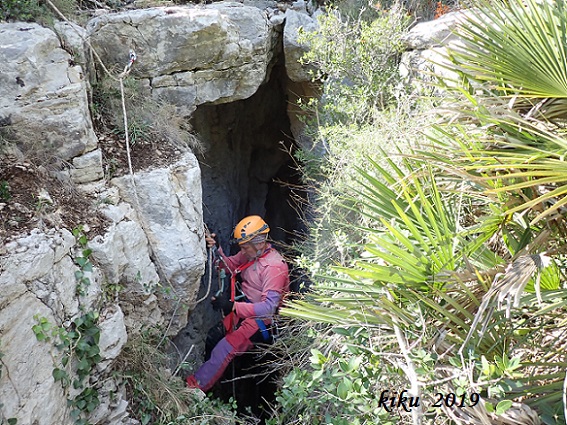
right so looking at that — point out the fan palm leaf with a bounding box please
[426,116,567,226]
[446,0,567,102]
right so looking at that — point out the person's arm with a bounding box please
[205,232,244,273]
[234,264,288,318]
[217,248,246,274]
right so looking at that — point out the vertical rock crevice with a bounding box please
[175,40,314,419]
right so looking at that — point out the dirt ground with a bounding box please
[0,130,183,244]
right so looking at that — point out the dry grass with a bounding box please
[113,329,238,425]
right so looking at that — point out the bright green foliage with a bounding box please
[72,226,94,296]
[430,0,567,226]
[277,0,567,423]
[447,0,567,101]
[298,4,409,125]
[0,0,42,22]
[33,312,101,424]
[268,327,399,425]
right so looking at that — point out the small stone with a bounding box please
[270,14,285,25]
[38,188,53,204]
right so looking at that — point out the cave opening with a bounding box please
[172,53,314,421]
[192,67,305,250]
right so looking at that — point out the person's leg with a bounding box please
[188,318,259,392]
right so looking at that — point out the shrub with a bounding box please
[113,328,239,425]
[0,0,42,22]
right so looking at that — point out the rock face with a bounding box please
[111,153,206,333]
[283,9,319,82]
[87,3,280,116]
[0,2,320,424]
[0,229,106,425]
[1,2,468,423]
[0,153,205,424]
[0,23,99,166]
[400,10,469,89]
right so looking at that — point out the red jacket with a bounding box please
[218,244,289,319]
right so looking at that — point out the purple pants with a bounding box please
[192,315,259,392]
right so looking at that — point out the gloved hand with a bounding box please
[205,232,219,249]
[211,292,234,315]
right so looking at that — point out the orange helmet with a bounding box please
[233,215,270,244]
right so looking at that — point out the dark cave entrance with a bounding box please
[191,65,305,251]
[172,54,314,421]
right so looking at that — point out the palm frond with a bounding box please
[447,0,567,100]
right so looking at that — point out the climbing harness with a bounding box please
[224,248,274,342]
[204,229,275,342]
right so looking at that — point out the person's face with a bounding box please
[239,241,265,259]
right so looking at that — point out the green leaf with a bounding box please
[495,400,513,415]
[52,368,67,382]
[337,381,350,400]
[88,345,100,358]
[82,261,93,273]
[87,400,99,412]
[309,349,326,365]
[77,358,90,372]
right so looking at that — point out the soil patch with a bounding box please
[97,131,183,179]
[0,128,185,245]
[0,160,109,243]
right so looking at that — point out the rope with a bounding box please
[46,0,121,83]
[45,0,210,348]
[194,245,214,305]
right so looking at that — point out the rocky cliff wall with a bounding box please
[0,3,461,422]
[0,2,319,423]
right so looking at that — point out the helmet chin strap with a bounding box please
[250,241,266,258]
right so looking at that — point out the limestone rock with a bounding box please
[0,293,68,424]
[283,9,318,82]
[88,219,165,331]
[87,3,278,114]
[111,152,206,334]
[0,23,98,161]
[89,219,160,290]
[0,229,99,424]
[98,305,128,369]
[403,10,466,50]
[54,21,89,66]
[400,47,458,89]
[70,148,104,184]
[401,11,472,92]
